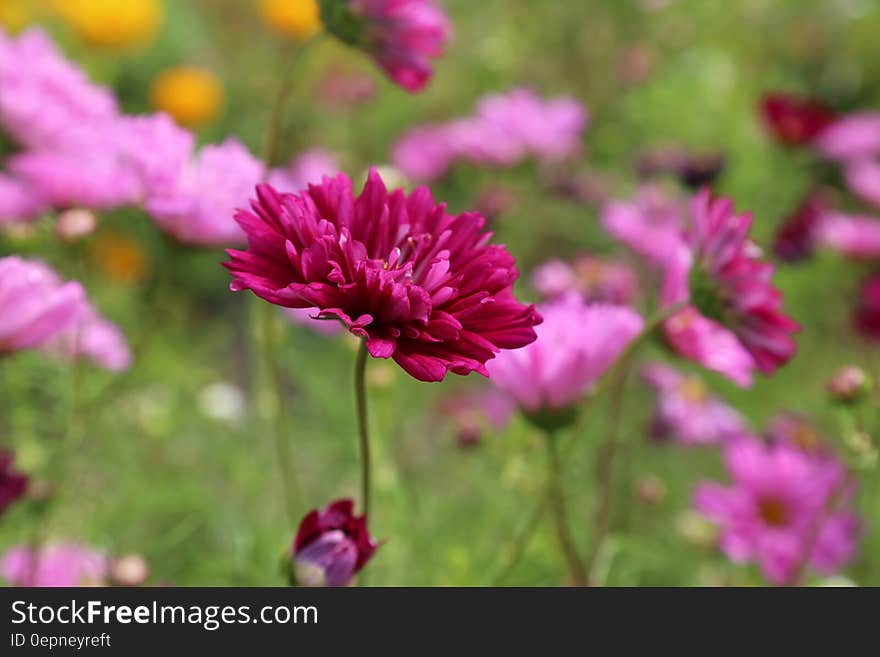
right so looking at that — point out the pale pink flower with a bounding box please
[48,304,132,372]
[814,112,880,162]
[817,211,880,259]
[844,159,880,209]
[1,543,108,587]
[267,149,340,192]
[391,124,458,181]
[531,255,639,305]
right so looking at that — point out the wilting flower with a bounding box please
[267,149,340,193]
[854,274,880,341]
[662,189,798,385]
[642,362,746,445]
[772,189,832,262]
[817,212,880,260]
[319,0,450,92]
[260,0,323,40]
[55,0,163,50]
[291,499,377,586]
[694,436,859,585]
[0,256,85,355]
[1,543,108,586]
[826,366,872,405]
[487,295,642,426]
[225,168,541,381]
[393,89,587,181]
[0,451,28,515]
[150,66,225,128]
[438,389,514,446]
[531,255,639,305]
[759,93,836,147]
[147,139,262,246]
[601,185,686,268]
[0,28,118,150]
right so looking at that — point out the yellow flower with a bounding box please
[0,0,45,31]
[258,0,322,41]
[55,0,163,50]
[150,66,224,128]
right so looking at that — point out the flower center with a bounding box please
[678,377,709,403]
[757,497,790,527]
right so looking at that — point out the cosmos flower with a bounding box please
[772,188,832,263]
[531,255,639,305]
[486,295,642,424]
[0,451,28,515]
[292,499,377,587]
[854,274,880,341]
[319,0,450,93]
[0,256,85,355]
[146,139,263,246]
[759,93,836,147]
[48,303,133,372]
[1,543,108,586]
[694,436,859,585]
[817,212,880,260]
[814,112,880,162]
[642,362,747,445]
[843,159,880,209]
[662,189,798,384]
[0,173,46,224]
[391,124,459,182]
[225,168,541,382]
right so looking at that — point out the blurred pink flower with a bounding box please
[1,543,108,587]
[817,212,880,259]
[531,255,639,305]
[439,389,514,446]
[765,412,824,454]
[119,112,196,200]
[844,159,880,209]
[147,138,263,247]
[854,274,880,341]
[694,437,859,585]
[225,168,541,382]
[0,256,85,354]
[267,149,340,193]
[662,190,798,384]
[814,112,880,162]
[391,124,458,181]
[487,295,642,416]
[0,173,46,224]
[0,451,28,516]
[48,304,132,372]
[283,307,345,336]
[322,0,450,93]
[772,188,832,262]
[0,28,118,150]
[601,185,686,268]
[642,362,747,445]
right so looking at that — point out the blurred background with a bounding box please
[1,0,879,586]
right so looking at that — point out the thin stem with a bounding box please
[546,430,588,586]
[260,302,300,527]
[354,341,372,519]
[491,493,549,585]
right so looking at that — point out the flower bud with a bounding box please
[55,209,97,242]
[826,365,872,405]
[110,553,149,586]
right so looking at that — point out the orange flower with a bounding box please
[258,0,322,40]
[150,66,224,128]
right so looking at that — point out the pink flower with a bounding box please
[225,168,541,381]
[0,28,118,150]
[321,0,451,93]
[694,437,859,585]
[817,212,880,259]
[844,159,880,209]
[772,189,832,263]
[814,112,880,162]
[0,451,28,516]
[765,412,824,453]
[392,124,458,181]
[531,255,639,305]
[48,303,132,372]
[439,388,514,446]
[0,173,47,224]
[759,93,836,147]
[600,185,686,268]
[662,189,798,384]
[292,499,377,587]
[0,256,85,354]
[147,138,263,246]
[487,295,642,418]
[854,274,880,341]
[267,149,340,193]
[1,543,108,587]
[119,112,196,200]
[642,362,746,445]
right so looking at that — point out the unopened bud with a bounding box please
[826,366,872,404]
[110,554,150,587]
[55,209,97,242]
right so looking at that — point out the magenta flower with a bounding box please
[147,138,263,246]
[0,173,46,224]
[642,362,747,445]
[531,255,639,305]
[487,295,642,421]
[320,0,451,93]
[772,189,832,263]
[759,93,836,147]
[0,451,28,516]
[292,499,377,587]
[225,168,541,382]
[0,28,118,150]
[694,437,859,585]
[814,112,880,162]
[600,185,686,268]
[844,159,880,209]
[854,274,880,341]
[817,212,880,260]
[267,149,340,193]
[662,189,798,384]
[0,256,85,355]
[1,543,108,587]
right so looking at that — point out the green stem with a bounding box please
[354,341,372,519]
[546,430,588,586]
